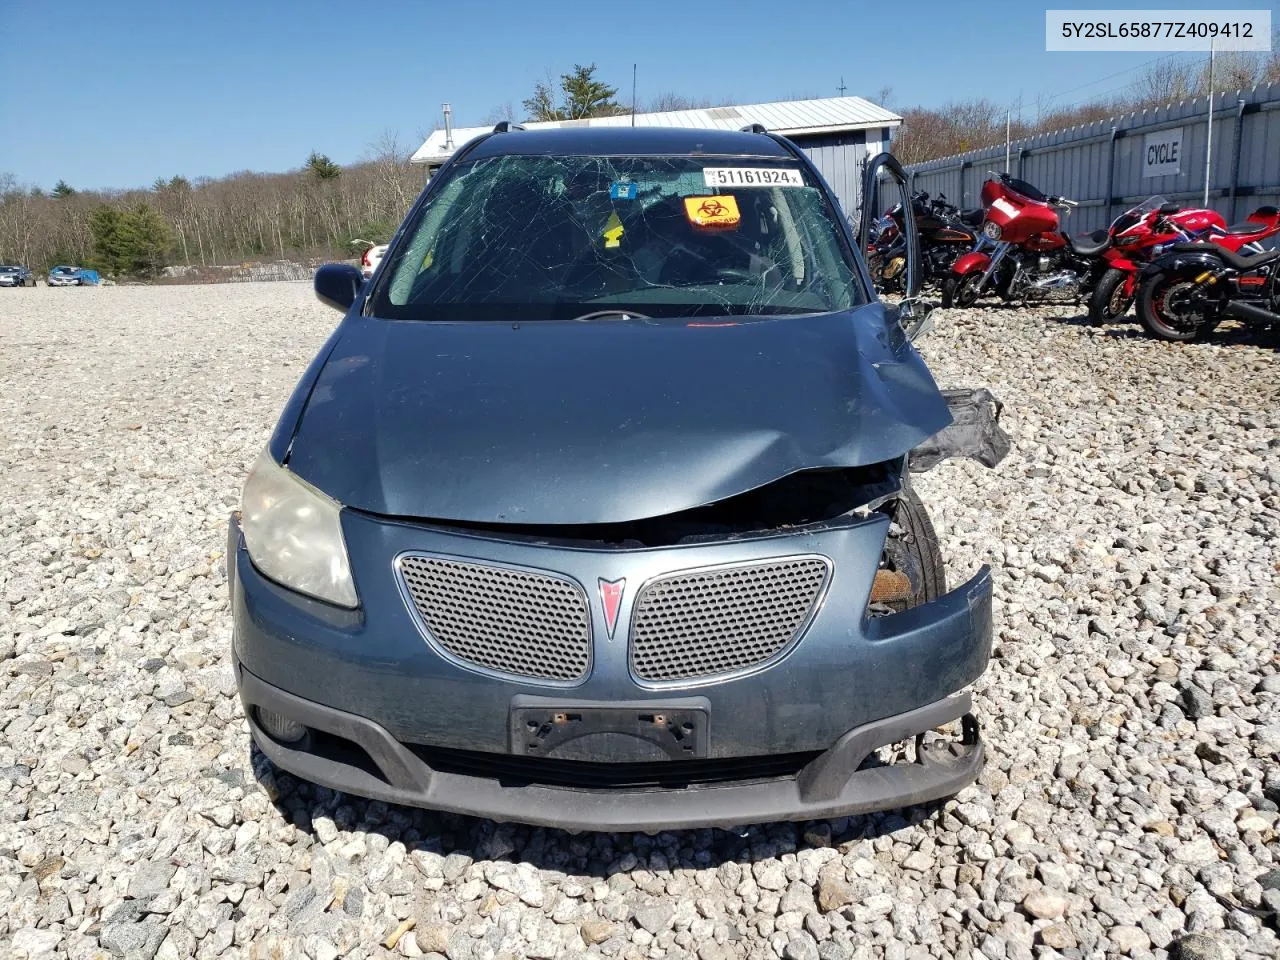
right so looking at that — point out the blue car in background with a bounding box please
[47,265,101,286]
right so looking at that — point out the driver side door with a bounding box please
[858,152,933,340]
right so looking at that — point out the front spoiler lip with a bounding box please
[238,662,982,833]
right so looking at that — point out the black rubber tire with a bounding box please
[941,274,982,309]
[1088,268,1133,323]
[994,269,1016,303]
[887,486,947,608]
[1137,271,1219,342]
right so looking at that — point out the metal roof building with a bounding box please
[410,96,902,217]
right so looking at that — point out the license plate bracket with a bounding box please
[510,704,709,760]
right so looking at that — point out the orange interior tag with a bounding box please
[684,195,740,229]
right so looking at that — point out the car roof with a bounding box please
[461,126,796,162]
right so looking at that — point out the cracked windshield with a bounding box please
[378,154,865,321]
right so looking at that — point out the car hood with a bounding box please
[285,304,951,525]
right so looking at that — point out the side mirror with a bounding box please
[314,263,364,312]
[1158,202,1181,216]
[859,152,934,340]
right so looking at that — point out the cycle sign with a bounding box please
[1143,128,1183,178]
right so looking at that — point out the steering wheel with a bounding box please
[714,267,758,284]
[570,309,651,321]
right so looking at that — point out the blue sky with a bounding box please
[2,0,1273,191]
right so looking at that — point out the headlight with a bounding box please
[239,450,358,607]
[982,221,1003,241]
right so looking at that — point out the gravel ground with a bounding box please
[1,283,1277,960]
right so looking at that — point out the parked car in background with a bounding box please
[360,243,388,279]
[48,266,83,286]
[47,266,100,286]
[0,264,34,287]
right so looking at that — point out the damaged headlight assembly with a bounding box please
[239,450,358,608]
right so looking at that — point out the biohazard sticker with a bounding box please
[684,195,741,229]
[703,167,804,188]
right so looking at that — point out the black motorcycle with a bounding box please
[1137,240,1280,341]
[867,192,982,293]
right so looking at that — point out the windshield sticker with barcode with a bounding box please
[703,168,805,188]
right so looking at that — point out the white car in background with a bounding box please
[353,241,388,279]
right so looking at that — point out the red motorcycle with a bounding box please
[942,172,1107,309]
[1088,196,1226,322]
[1136,205,1280,341]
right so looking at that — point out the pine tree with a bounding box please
[306,152,342,181]
[521,65,621,122]
[523,81,561,122]
[561,64,619,119]
[88,203,171,278]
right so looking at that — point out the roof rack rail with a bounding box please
[492,121,527,133]
[740,123,768,134]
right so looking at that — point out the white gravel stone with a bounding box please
[1021,889,1067,919]
[11,928,63,956]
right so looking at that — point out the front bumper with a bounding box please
[230,509,992,830]
[238,659,981,831]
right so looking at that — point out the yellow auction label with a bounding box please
[684,195,740,229]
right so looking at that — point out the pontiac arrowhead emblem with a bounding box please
[598,578,626,639]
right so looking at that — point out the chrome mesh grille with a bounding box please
[398,556,591,682]
[629,557,830,683]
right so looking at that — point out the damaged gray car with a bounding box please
[229,126,1009,831]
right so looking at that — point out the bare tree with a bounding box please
[646,92,703,113]
[1132,59,1199,104]
[481,102,517,125]
[364,129,414,221]
[1205,51,1265,93]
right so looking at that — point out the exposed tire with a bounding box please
[941,273,983,309]
[994,270,1016,303]
[1088,268,1133,323]
[878,485,946,614]
[1137,271,1219,342]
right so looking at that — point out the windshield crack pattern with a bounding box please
[379,155,862,322]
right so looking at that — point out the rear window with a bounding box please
[373,154,865,321]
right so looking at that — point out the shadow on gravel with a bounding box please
[248,744,950,876]
[1044,311,1280,348]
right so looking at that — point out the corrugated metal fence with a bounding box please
[900,83,1280,234]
